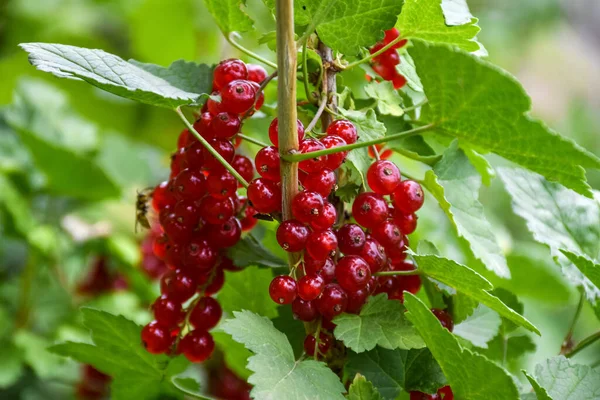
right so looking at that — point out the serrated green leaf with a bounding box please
[441,0,476,26]
[219,266,278,318]
[226,233,287,268]
[347,374,383,400]
[523,371,552,400]
[527,356,600,400]
[425,142,509,278]
[482,334,536,367]
[345,347,446,400]
[561,250,600,292]
[204,0,253,34]
[462,147,495,186]
[397,53,423,92]
[453,305,501,348]
[333,293,424,352]
[411,253,539,334]
[20,43,213,108]
[397,0,482,52]
[404,293,520,400]
[221,311,346,400]
[364,82,404,116]
[411,42,600,197]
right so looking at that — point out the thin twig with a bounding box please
[237,133,269,148]
[565,331,600,358]
[227,32,277,69]
[305,93,328,133]
[374,269,422,277]
[560,289,585,355]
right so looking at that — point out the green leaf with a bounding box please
[411,253,539,334]
[347,374,383,400]
[364,82,404,116]
[14,331,76,379]
[218,266,278,318]
[226,234,288,268]
[560,250,600,292]
[297,0,403,55]
[411,42,600,197]
[221,310,346,400]
[204,0,253,34]
[333,293,425,352]
[397,0,483,52]
[404,293,520,400]
[20,43,213,108]
[481,335,536,366]
[523,371,552,400]
[397,53,423,92]
[345,347,446,399]
[0,174,35,236]
[453,305,501,348]
[213,332,252,380]
[425,142,509,278]
[171,377,212,400]
[462,147,495,186]
[0,342,23,388]
[526,356,600,400]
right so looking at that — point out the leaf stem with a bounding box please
[343,36,406,70]
[237,133,269,148]
[305,93,328,134]
[374,269,422,277]
[175,107,249,188]
[565,330,600,358]
[282,124,435,162]
[403,99,428,112]
[227,32,277,69]
[561,290,585,355]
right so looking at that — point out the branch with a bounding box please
[304,93,328,133]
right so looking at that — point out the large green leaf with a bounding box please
[411,42,600,197]
[333,294,424,352]
[425,142,509,278]
[221,311,346,400]
[524,357,600,400]
[561,250,600,294]
[20,43,213,108]
[411,253,539,334]
[204,0,253,34]
[404,294,520,400]
[397,0,482,52]
[453,305,501,348]
[218,266,278,318]
[345,347,446,400]
[347,374,383,400]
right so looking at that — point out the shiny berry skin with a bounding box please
[184,142,205,171]
[393,209,418,235]
[152,181,177,211]
[141,321,173,354]
[308,257,336,283]
[321,135,348,170]
[177,129,192,149]
[248,81,264,111]
[190,297,222,330]
[303,333,332,355]
[269,275,297,304]
[204,268,225,295]
[206,93,224,115]
[178,330,215,363]
[310,201,337,231]
[393,180,424,214]
[170,148,188,178]
[303,168,336,197]
[383,28,406,49]
[375,275,401,297]
[213,59,248,90]
[210,112,241,139]
[206,217,242,248]
[371,220,402,249]
[220,80,256,114]
[206,171,237,199]
[327,120,357,144]
[268,118,305,147]
[386,235,409,262]
[160,270,197,303]
[297,274,325,301]
[374,48,400,66]
[335,255,371,292]
[165,243,184,269]
[367,160,401,194]
[306,229,338,260]
[193,112,214,139]
[352,192,388,229]
[184,238,218,270]
[291,191,324,223]
[346,288,369,313]
[153,295,184,328]
[410,386,453,400]
[292,298,317,321]
[255,146,281,181]
[153,233,170,260]
[276,219,310,252]
[337,223,366,255]
[316,283,348,319]
[247,178,282,213]
[232,155,254,184]
[247,64,267,83]
[359,237,387,273]
[431,309,454,332]
[161,212,194,243]
[437,386,454,400]
[240,203,259,231]
[203,139,235,171]
[392,73,407,89]
[199,196,234,225]
[298,139,327,173]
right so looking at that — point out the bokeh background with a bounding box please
[1,0,599,398]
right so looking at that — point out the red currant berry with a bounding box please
[298,139,326,173]
[392,208,418,235]
[152,181,177,211]
[437,386,454,400]
[346,288,369,313]
[213,59,248,90]
[297,274,325,301]
[392,73,407,89]
[232,155,255,184]
[206,93,224,115]
[337,223,366,255]
[205,268,225,295]
[206,217,242,248]
[247,64,267,83]
[335,255,371,292]
[276,219,310,252]
[153,295,184,328]
[247,178,282,213]
[302,253,325,273]
[371,220,402,249]
[240,203,259,231]
[210,112,241,139]
[255,146,281,181]
[170,148,188,178]
[141,321,174,354]
[193,112,214,140]
[302,168,336,197]
[359,237,387,273]
[178,330,215,363]
[206,171,237,199]
[268,118,305,147]
[374,48,400,66]
[316,283,348,319]
[367,160,401,194]
[199,196,234,225]
[269,275,297,304]
[248,81,264,112]
[393,180,425,214]
[153,233,170,260]
[431,309,454,332]
[172,200,201,227]
[220,80,256,114]
[165,243,184,269]
[190,297,222,330]
[292,298,318,322]
[184,238,218,270]
[310,201,337,231]
[291,191,324,223]
[327,120,357,144]
[218,256,241,271]
[177,129,192,150]
[372,63,396,81]
[386,235,409,262]
[306,229,338,260]
[383,28,406,49]
[368,144,393,160]
[161,212,194,243]
[184,142,205,171]
[352,192,388,229]
[172,168,206,200]
[203,139,235,171]
[161,270,197,302]
[303,333,332,355]
[321,135,348,170]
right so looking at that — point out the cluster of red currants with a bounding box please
[140,58,267,362]
[368,28,408,89]
[140,226,170,280]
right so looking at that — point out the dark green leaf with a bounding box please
[226,234,287,268]
[218,266,278,318]
[0,342,23,388]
